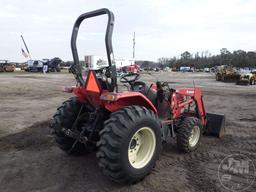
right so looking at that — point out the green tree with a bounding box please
[181,51,192,60]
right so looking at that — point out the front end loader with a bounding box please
[236,71,256,85]
[50,8,225,184]
[215,65,240,82]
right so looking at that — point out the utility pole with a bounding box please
[21,35,31,59]
[133,32,135,59]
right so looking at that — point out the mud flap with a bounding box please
[204,113,225,138]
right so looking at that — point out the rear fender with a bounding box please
[103,92,157,113]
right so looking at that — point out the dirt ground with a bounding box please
[0,71,256,192]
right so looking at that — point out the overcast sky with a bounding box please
[0,0,256,62]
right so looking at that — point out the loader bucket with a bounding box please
[204,113,225,138]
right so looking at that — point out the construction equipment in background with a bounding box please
[25,57,62,72]
[0,60,15,72]
[19,63,28,70]
[25,60,43,72]
[236,70,256,85]
[20,35,62,72]
[42,57,62,72]
[215,65,240,82]
[50,8,225,184]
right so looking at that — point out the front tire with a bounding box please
[96,106,162,184]
[176,117,202,153]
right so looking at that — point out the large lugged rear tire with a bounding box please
[96,106,162,184]
[56,67,61,72]
[216,74,221,81]
[249,78,255,85]
[176,117,202,153]
[50,97,89,155]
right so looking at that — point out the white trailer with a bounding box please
[84,55,108,70]
[84,55,135,70]
[114,58,135,69]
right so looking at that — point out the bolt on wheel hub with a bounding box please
[128,127,156,169]
[130,139,137,149]
[189,125,200,147]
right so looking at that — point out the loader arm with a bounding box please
[175,88,225,137]
[175,88,207,126]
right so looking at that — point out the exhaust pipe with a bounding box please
[204,113,225,138]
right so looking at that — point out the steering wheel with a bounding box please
[120,73,140,87]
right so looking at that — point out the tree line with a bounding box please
[139,48,256,69]
[61,48,256,70]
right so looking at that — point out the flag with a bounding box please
[21,48,28,58]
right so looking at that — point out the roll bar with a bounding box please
[70,8,115,86]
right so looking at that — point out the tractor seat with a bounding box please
[132,81,157,106]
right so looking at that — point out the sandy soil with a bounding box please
[0,71,256,192]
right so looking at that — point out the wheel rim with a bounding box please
[189,125,200,147]
[128,127,156,169]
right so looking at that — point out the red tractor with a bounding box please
[50,8,225,184]
[127,64,140,73]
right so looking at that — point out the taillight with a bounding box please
[100,93,117,101]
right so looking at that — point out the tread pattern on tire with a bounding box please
[96,105,161,184]
[49,97,88,155]
[176,117,202,153]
